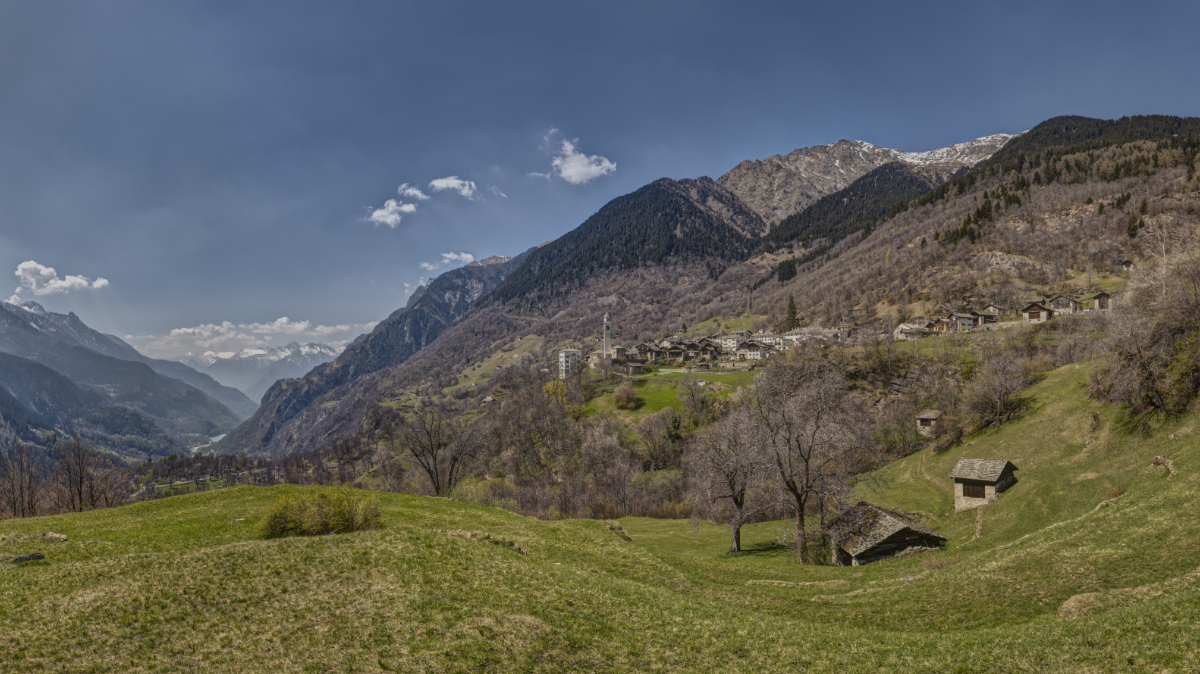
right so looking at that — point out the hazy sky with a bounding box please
[2,1,1198,357]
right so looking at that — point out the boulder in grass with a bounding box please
[44,532,67,542]
[11,552,45,564]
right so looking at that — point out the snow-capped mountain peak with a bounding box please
[174,341,346,401]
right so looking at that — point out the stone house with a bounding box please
[625,363,644,375]
[916,409,943,438]
[972,309,999,324]
[951,313,977,332]
[827,502,948,566]
[1048,295,1082,315]
[950,458,1018,511]
[1121,259,1134,271]
[735,340,774,361]
[1091,291,1112,311]
[1021,302,1053,324]
[637,343,661,362]
[892,323,928,341]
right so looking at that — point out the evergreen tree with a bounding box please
[782,295,799,332]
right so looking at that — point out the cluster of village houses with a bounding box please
[560,288,1118,379]
[891,290,1116,341]
[557,313,847,379]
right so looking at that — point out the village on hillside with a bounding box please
[559,282,1122,380]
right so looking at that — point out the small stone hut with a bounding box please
[916,409,943,438]
[950,458,1018,510]
[1021,302,1053,324]
[827,502,948,566]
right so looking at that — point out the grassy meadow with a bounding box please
[2,361,1200,672]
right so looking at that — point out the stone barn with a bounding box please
[950,458,1018,510]
[1021,302,1053,324]
[916,409,943,438]
[1048,295,1082,315]
[827,502,948,566]
[1091,292,1112,311]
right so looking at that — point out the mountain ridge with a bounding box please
[0,301,244,440]
[176,341,345,402]
[717,133,1015,225]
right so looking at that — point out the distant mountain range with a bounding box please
[175,342,345,402]
[0,300,255,458]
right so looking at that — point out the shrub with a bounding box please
[613,383,641,409]
[259,486,383,538]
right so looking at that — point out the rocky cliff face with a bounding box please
[718,134,1015,225]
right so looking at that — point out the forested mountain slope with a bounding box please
[766,161,942,251]
[488,177,761,305]
[21,303,259,418]
[217,253,530,456]
[0,352,183,458]
[0,302,243,440]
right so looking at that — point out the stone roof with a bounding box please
[826,502,947,558]
[949,458,1017,482]
[916,409,942,420]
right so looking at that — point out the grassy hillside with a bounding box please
[3,361,1199,672]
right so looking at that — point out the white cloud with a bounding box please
[6,295,21,305]
[429,176,478,199]
[135,316,379,359]
[417,252,475,272]
[368,199,417,228]
[489,185,508,198]
[551,139,616,185]
[398,183,430,200]
[527,171,551,180]
[441,252,474,264]
[13,260,109,297]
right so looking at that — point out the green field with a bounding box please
[3,361,1200,672]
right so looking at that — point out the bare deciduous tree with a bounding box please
[638,408,684,471]
[685,405,768,552]
[966,354,1031,427]
[0,438,50,518]
[750,353,864,564]
[53,436,130,513]
[399,407,483,496]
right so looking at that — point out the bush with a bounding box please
[259,486,383,538]
[613,383,641,409]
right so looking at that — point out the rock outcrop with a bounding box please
[719,134,1015,225]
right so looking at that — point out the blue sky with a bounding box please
[2,0,1198,357]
